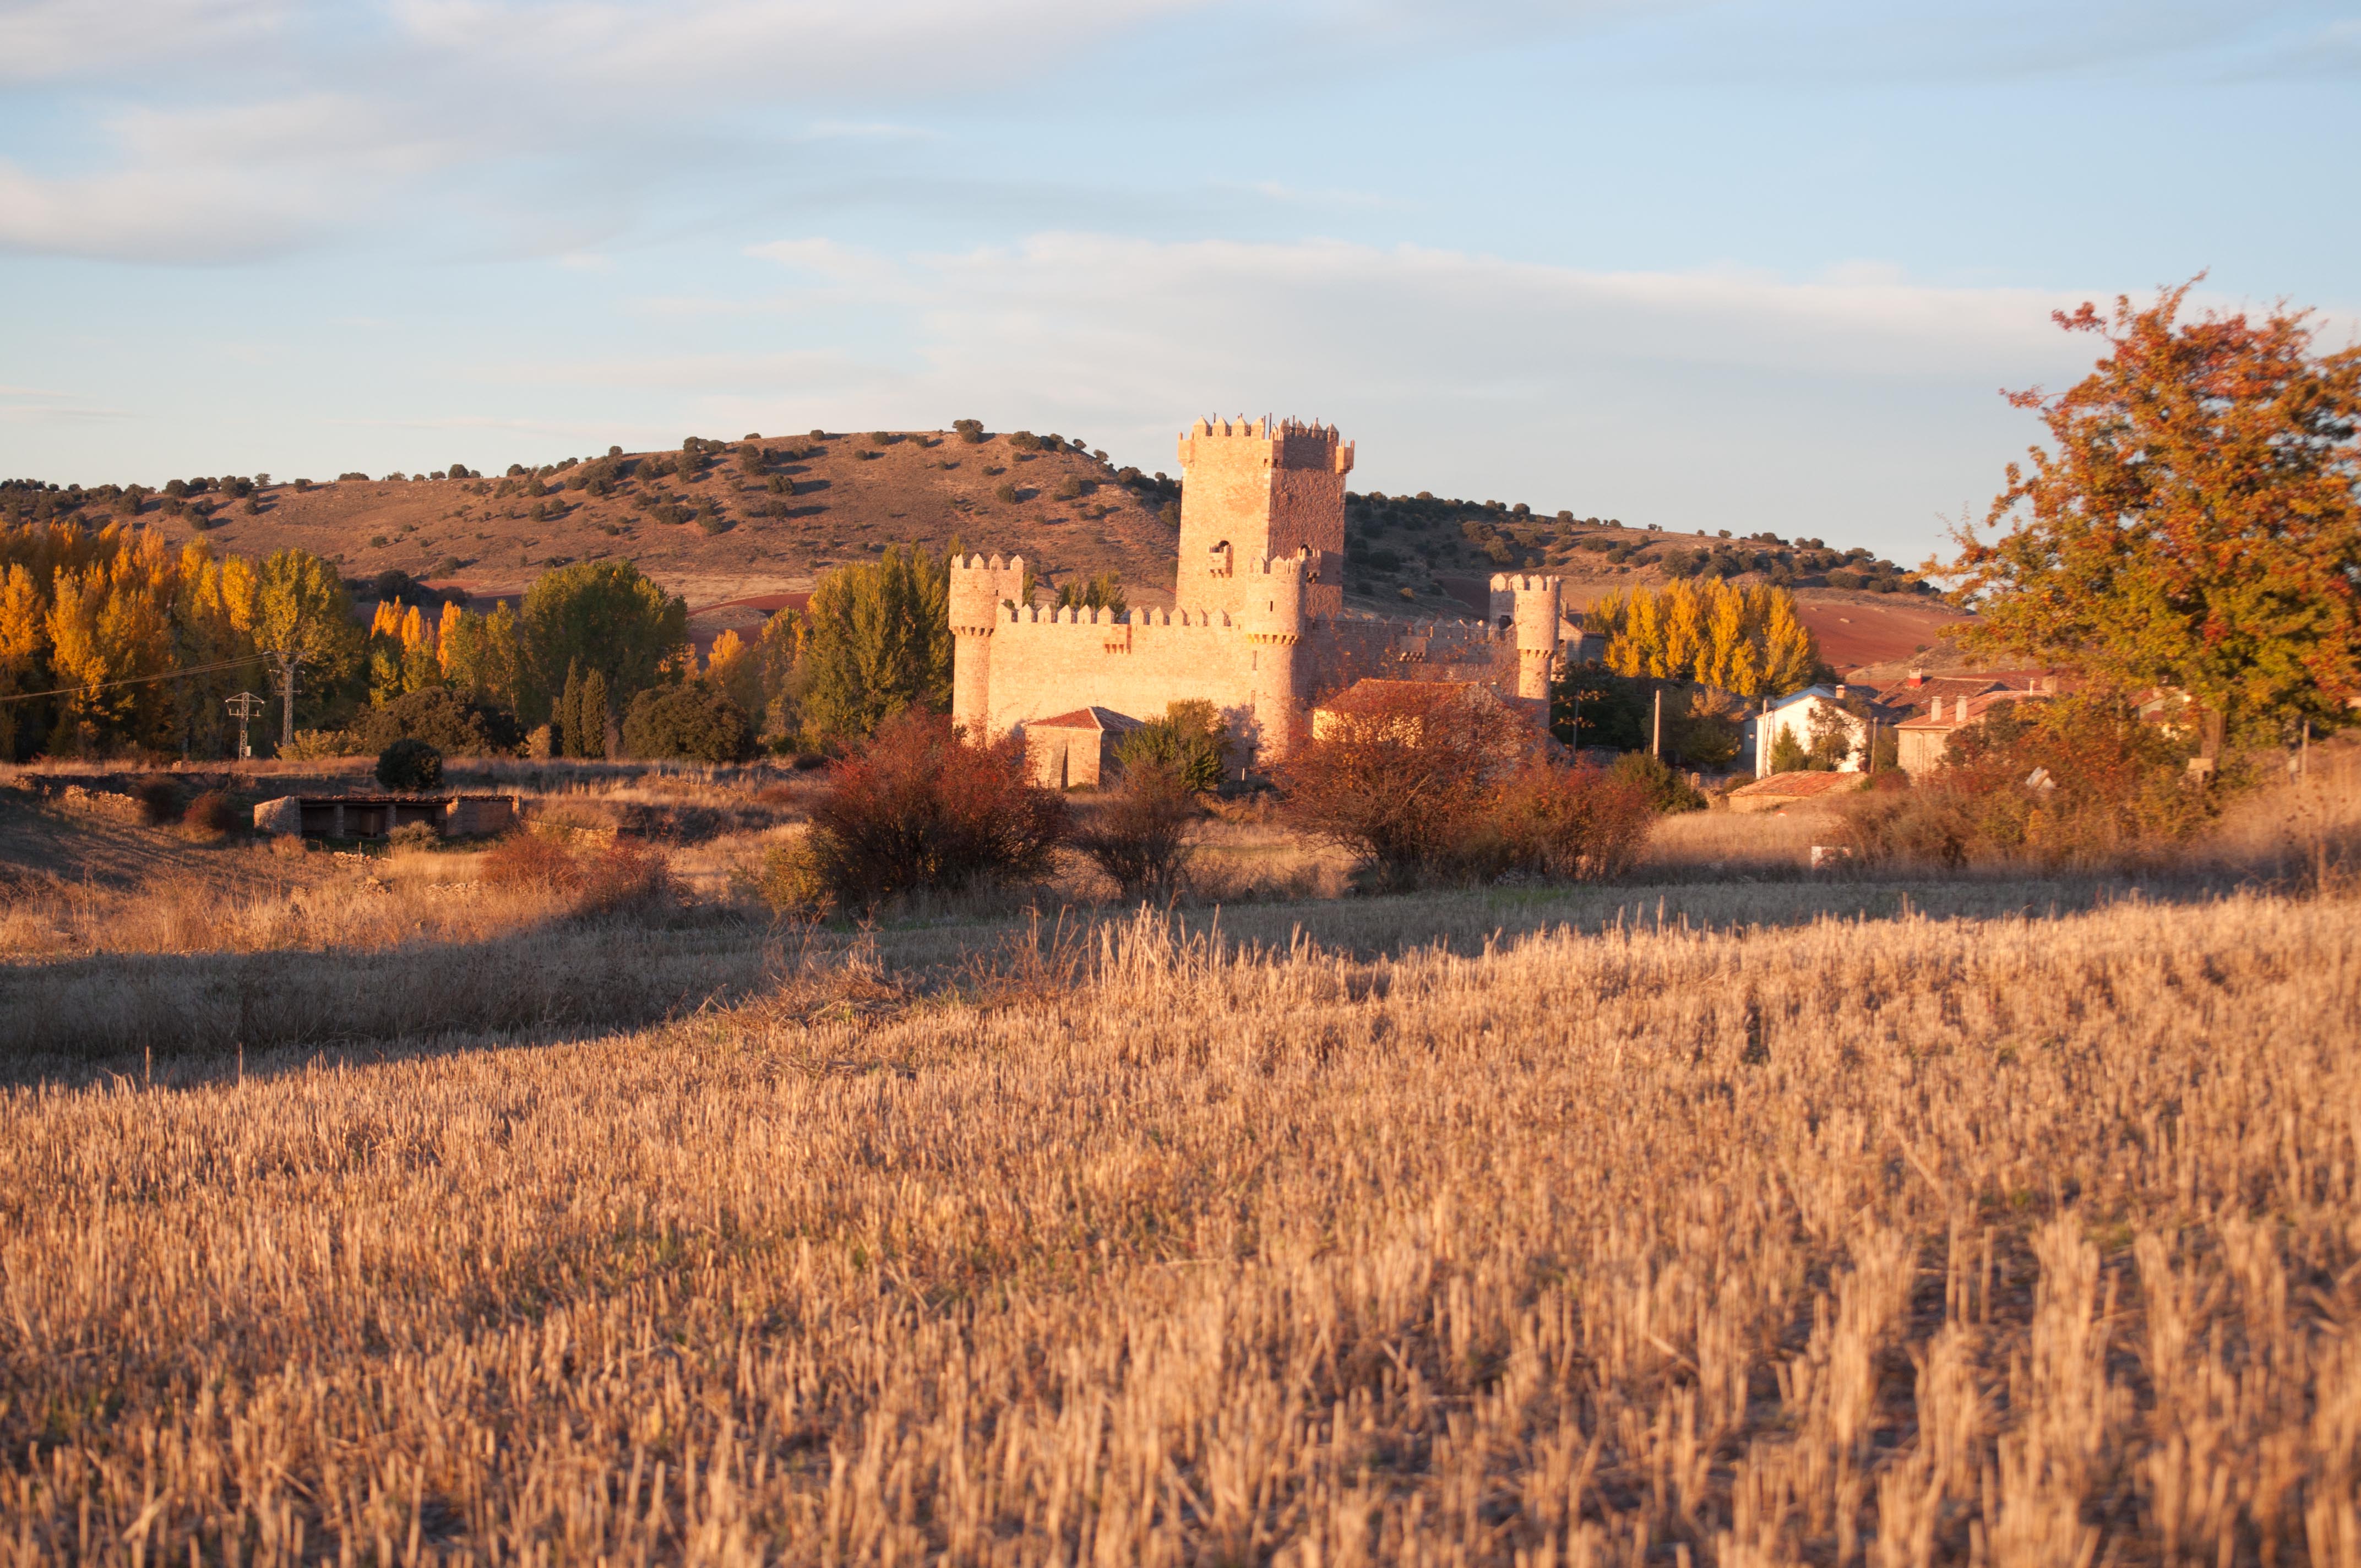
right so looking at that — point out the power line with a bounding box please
[0,654,274,706]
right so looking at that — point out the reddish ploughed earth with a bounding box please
[1793,596,1974,673]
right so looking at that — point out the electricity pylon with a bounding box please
[225,690,265,760]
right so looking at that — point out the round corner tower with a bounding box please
[1488,572,1565,701]
[949,553,1025,738]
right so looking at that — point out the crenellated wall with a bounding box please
[974,601,1269,757]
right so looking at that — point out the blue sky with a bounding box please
[3,0,2355,562]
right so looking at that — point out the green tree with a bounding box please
[578,667,610,758]
[1114,700,1230,792]
[1052,571,1127,618]
[557,661,585,758]
[521,560,688,726]
[1944,280,2361,746]
[799,545,953,747]
[252,549,362,745]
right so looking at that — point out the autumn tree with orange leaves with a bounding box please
[1942,280,2361,747]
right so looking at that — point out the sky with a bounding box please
[2,0,2356,563]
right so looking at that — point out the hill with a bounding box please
[8,426,1969,672]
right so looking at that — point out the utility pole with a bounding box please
[225,691,265,760]
[1651,687,1662,760]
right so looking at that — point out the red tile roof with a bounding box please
[1028,706,1143,732]
[1727,771,1860,799]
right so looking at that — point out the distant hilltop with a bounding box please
[1,423,1955,669]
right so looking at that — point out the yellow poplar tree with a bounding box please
[1658,580,1706,680]
[0,562,46,758]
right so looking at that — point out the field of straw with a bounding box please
[2,755,2357,1566]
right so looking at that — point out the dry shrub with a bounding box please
[806,710,1068,912]
[136,777,184,825]
[182,790,239,836]
[1841,693,2217,868]
[477,830,579,890]
[758,832,833,916]
[1074,761,1196,900]
[574,837,673,915]
[1467,761,1656,880]
[1279,684,1532,888]
[479,830,672,916]
[1282,686,1651,888]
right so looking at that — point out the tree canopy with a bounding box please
[1943,280,2361,740]
[798,545,953,748]
[520,560,688,726]
[1587,579,1819,698]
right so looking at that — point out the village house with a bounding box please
[950,416,1579,779]
[1879,671,2066,777]
[1740,685,1898,777]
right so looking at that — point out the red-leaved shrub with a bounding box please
[1279,684,1537,888]
[807,711,1069,911]
[478,831,674,915]
[1469,763,1657,881]
[183,790,240,836]
[1838,692,2215,868]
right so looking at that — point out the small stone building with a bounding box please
[253,793,521,840]
[1025,707,1144,790]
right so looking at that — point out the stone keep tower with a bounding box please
[1175,416,1353,620]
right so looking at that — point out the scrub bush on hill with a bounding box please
[803,711,1068,912]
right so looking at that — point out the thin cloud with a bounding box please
[0,0,293,82]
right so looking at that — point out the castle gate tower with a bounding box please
[1174,416,1353,620]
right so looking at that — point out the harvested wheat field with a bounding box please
[3,879,2358,1566]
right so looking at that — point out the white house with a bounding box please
[1741,685,1870,777]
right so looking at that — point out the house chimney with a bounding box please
[1929,695,1945,722]
[1907,669,1925,688]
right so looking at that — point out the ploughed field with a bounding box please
[2,871,2356,1565]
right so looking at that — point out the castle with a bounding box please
[949,416,1577,781]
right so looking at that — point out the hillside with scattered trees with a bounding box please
[4,423,1941,621]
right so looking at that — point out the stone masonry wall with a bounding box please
[979,606,1268,754]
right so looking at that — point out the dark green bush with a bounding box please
[1607,751,1706,813]
[622,681,754,763]
[1114,700,1231,793]
[351,688,519,756]
[376,738,444,791]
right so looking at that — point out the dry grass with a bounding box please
[1,886,2356,1565]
